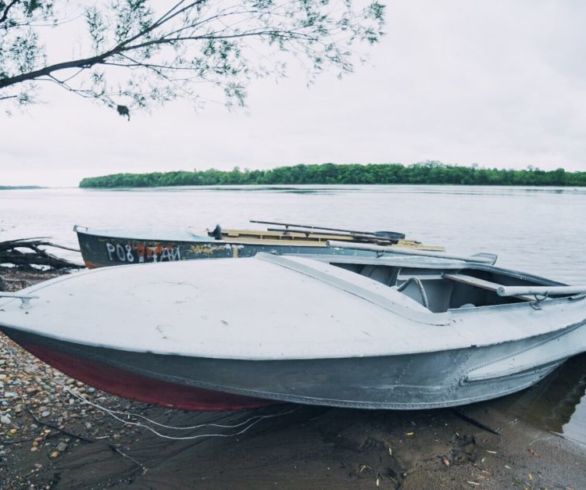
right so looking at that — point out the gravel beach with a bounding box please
[1,269,585,489]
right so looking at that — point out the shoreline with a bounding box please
[78,163,586,189]
[1,269,585,488]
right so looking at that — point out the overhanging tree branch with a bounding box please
[0,29,312,89]
[0,0,386,115]
[0,50,119,88]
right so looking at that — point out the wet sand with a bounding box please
[1,269,585,489]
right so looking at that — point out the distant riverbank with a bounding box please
[79,162,586,188]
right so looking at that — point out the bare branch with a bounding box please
[0,0,20,25]
[0,50,117,89]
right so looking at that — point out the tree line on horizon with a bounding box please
[78,162,586,188]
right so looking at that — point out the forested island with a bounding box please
[79,162,586,188]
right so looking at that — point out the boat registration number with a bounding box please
[105,242,181,263]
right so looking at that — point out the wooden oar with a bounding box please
[250,219,406,240]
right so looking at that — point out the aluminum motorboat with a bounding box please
[1,251,585,411]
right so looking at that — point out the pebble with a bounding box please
[49,451,60,459]
[56,442,68,452]
[41,411,50,417]
[0,414,11,424]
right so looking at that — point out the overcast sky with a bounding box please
[2,0,586,186]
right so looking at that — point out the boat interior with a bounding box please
[327,259,561,313]
[206,223,443,251]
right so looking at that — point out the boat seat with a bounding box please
[443,273,532,301]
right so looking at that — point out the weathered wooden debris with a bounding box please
[0,238,82,271]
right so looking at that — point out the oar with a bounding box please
[497,285,586,297]
[250,219,406,240]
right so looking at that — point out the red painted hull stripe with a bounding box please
[22,340,274,411]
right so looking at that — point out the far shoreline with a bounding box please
[78,162,586,189]
[0,185,44,190]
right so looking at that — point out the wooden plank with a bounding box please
[221,228,354,242]
[222,237,329,247]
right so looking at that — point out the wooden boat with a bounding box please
[74,220,443,268]
[1,251,585,411]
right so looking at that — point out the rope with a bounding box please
[65,387,297,441]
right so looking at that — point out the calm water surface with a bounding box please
[1,185,586,445]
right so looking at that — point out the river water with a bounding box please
[1,184,586,445]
